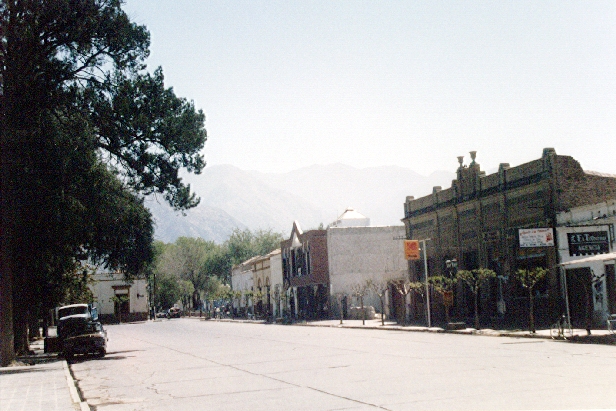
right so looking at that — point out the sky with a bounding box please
[123,1,616,178]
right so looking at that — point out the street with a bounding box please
[70,319,616,410]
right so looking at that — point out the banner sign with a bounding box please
[404,240,420,260]
[567,231,609,256]
[519,228,554,248]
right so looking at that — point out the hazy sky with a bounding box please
[124,1,616,177]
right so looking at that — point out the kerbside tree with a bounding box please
[0,0,206,365]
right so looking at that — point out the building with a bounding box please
[269,249,284,317]
[328,207,371,228]
[281,221,329,320]
[327,224,407,319]
[88,271,149,323]
[557,200,616,326]
[402,149,616,328]
[231,256,257,316]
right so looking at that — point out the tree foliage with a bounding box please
[0,0,207,363]
[457,268,497,330]
[514,267,548,333]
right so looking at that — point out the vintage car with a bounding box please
[168,307,181,318]
[60,319,108,359]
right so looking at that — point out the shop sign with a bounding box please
[519,228,554,248]
[404,240,420,260]
[567,231,609,256]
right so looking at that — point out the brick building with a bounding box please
[402,148,616,328]
[281,221,329,320]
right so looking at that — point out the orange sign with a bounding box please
[404,240,420,260]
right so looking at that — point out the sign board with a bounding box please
[404,240,420,260]
[519,228,554,248]
[567,231,609,256]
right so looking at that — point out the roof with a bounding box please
[337,207,368,220]
[559,252,616,267]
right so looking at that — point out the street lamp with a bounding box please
[444,259,457,324]
[446,259,458,275]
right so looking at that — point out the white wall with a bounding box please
[89,272,149,316]
[327,226,407,315]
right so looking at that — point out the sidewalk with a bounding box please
[0,340,89,411]
[301,318,616,344]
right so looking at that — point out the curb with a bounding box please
[63,361,90,411]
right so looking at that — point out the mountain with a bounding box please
[258,164,456,227]
[145,197,246,244]
[147,164,455,243]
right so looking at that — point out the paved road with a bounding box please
[70,319,616,410]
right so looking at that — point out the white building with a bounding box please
[88,271,149,323]
[327,220,407,319]
[556,200,616,326]
[231,256,257,315]
[269,249,284,317]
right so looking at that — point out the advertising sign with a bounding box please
[404,240,420,260]
[519,228,554,248]
[567,231,609,256]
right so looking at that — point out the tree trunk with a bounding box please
[360,295,365,325]
[474,292,480,330]
[380,295,385,326]
[529,290,535,333]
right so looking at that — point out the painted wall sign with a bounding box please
[519,228,554,248]
[567,231,609,256]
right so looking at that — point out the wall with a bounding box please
[88,272,149,323]
[327,226,407,317]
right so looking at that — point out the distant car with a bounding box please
[168,307,181,318]
[156,311,169,319]
[62,321,108,359]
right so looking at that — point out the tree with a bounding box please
[155,272,182,311]
[367,279,390,326]
[428,276,457,324]
[0,1,207,364]
[177,280,194,312]
[457,268,497,330]
[514,267,548,333]
[350,282,369,325]
[391,279,419,326]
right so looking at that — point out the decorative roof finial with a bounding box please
[457,156,464,167]
[469,151,477,165]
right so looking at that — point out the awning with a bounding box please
[559,251,616,267]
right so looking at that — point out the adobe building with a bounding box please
[402,148,616,328]
[281,221,329,320]
[88,270,149,323]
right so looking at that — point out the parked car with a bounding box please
[62,320,108,359]
[156,311,169,319]
[168,307,181,318]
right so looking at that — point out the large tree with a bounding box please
[0,0,206,365]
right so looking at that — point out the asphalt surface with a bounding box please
[2,319,615,411]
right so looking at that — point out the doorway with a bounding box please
[565,268,593,328]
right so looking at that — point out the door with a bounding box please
[565,268,592,328]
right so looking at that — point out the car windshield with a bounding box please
[58,306,88,318]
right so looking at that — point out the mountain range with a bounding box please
[146,164,456,244]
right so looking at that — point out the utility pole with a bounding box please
[421,239,432,328]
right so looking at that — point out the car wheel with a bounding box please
[96,349,106,358]
[64,351,74,360]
